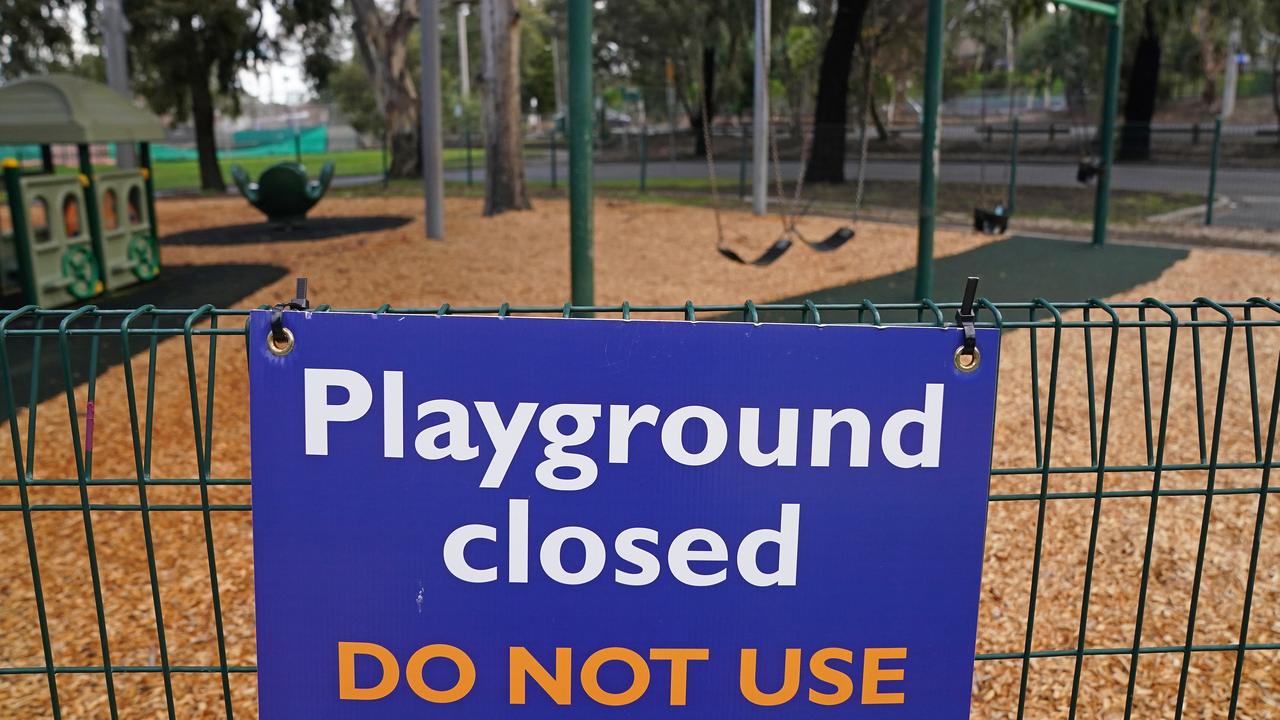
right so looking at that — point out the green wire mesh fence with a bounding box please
[1,299,1278,719]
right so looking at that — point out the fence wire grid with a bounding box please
[1,299,1279,719]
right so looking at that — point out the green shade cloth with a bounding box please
[145,126,328,162]
[0,74,165,144]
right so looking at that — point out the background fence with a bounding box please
[1,300,1279,718]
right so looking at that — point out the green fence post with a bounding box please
[1205,117,1222,226]
[294,130,302,164]
[381,130,389,187]
[550,129,558,190]
[465,125,474,187]
[568,0,594,312]
[1091,3,1124,247]
[738,125,748,199]
[915,0,945,300]
[1008,117,1020,215]
[639,125,648,193]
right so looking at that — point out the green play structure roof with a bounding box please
[0,74,165,144]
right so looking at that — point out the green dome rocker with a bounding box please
[230,161,336,225]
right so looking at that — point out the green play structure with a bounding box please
[230,160,335,225]
[0,74,163,307]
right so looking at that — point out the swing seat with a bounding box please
[1076,160,1101,184]
[973,206,1009,235]
[717,235,793,267]
[807,226,855,251]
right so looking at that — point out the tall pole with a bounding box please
[1091,4,1123,247]
[568,0,594,310]
[551,39,564,120]
[420,0,445,239]
[1221,18,1242,119]
[915,0,945,300]
[101,0,137,168]
[457,4,472,101]
[751,0,769,215]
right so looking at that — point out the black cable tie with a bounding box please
[271,277,309,343]
[955,276,979,356]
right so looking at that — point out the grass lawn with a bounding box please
[333,175,1201,226]
[147,148,485,194]
[2,148,483,200]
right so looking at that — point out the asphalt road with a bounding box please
[443,155,1278,228]
[449,155,1279,199]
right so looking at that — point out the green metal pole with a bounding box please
[1008,117,1020,214]
[915,0,945,300]
[550,129,558,190]
[568,0,594,311]
[1056,0,1118,17]
[139,142,161,269]
[77,145,106,286]
[465,125,474,186]
[294,130,302,164]
[639,125,648,193]
[1091,4,1124,247]
[1205,117,1222,226]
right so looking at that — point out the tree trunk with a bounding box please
[189,59,224,192]
[692,46,716,158]
[804,0,871,183]
[351,0,421,178]
[479,0,530,215]
[1194,7,1224,109]
[1118,2,1160,162]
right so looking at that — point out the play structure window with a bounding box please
[29,198,51,244]
[102,189,120,230]
[63,195,83,237]
[127,186,143,225]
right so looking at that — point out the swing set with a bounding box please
[697,49,873,267]
[561,0,1127,303]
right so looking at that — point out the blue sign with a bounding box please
[248,311,1000,717]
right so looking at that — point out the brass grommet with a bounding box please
[954,345,980,373]
[267,327,294,356]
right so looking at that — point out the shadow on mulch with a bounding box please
[0,262,288,420]
[725,234,1190,324]
[163,215,413,246]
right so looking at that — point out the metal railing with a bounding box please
[1,299,1278,718]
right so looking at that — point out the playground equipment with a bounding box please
[973,86,1017,236]
[0,75,164,306]
[695,48,864,267]
[230,161,336,225]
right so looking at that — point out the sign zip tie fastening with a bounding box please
[954,276,980,372]
[268,277,309,356]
